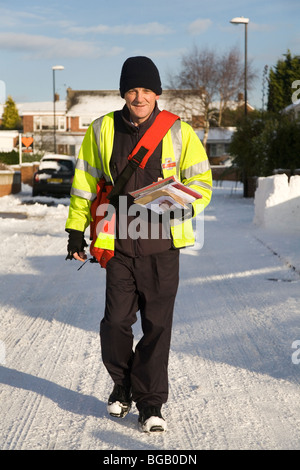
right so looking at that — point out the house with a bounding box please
[19,100,66,135]
[17,99,67,154]
[196,127,236,165]
[7,89,207,156]
[1,89,251,166]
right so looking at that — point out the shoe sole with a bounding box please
[140,425,165,433]
[107,401,131,418]
[139,416,167,433]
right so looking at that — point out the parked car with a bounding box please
[32,154,75,197]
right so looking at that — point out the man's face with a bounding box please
[124,88,159,126]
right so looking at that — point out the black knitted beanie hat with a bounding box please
[119,56,162,98]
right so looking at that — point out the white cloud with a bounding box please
[0,33,123,59]
[147,48,187,58]
[222,22,276,34]
[187,18,212,35]
[249,22,276,32]
[0,6,47,30]
[69,22,173,36]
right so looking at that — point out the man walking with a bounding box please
[65,56,212,432]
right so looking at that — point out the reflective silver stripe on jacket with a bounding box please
[186,179,213,191]
[70,186,97,201]
[182,159,211,180]
[75,158,102,179]
[170,119,182,175]
[92,116,111,183]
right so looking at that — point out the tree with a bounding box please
[230,111,300,187]
[229,111,265,183]
[2,95,21,130]
[267,50,300,113]
[168,47,218,148]
[267,115,300,173]
[167,46,256,148]
[217,47,244,126]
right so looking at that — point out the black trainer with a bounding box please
[107,384,132,418]
[138,406,167,433]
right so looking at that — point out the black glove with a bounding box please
[65,229,88,260]
[169,203,194,225]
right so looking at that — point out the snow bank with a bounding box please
[254,174,300,233]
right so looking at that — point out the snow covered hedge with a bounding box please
[254,174,300,233]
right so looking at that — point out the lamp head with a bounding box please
[230,17,249,24]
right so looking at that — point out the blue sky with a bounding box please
[0,0,299,109]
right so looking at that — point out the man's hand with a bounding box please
[73,251,87,262]
[66,229,88,261]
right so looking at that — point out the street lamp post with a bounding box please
[230,17,250,197]
[52,65,64,153]
[230,17,249,116]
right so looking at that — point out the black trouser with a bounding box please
[100,248,179,410]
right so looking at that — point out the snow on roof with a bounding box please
[66,94,124,117]
[210,100,255,112]
[65,92,184,117]
[196,127,236,142]
[17,101,66,115]
[0,130,19,137]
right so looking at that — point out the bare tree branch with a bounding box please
[166,45,257,147]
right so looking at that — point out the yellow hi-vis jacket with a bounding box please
[65,111,212,250]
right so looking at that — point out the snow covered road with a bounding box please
[0,183,300,450]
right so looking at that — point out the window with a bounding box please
[58,117,65,131]
[79,116,94,129]
[34,117,42,131]
[209,143,230,157]
[33,115,66,131]
[69,145,76,156]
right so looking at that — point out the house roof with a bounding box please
[196,127,236,143]
[64,91,186,117]
[66,92,123,117]
[0,130,19,137]
[0,89,253,128]
[17,101,66,115]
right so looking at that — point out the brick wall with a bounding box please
[70,116,80,132]
[23,115,34,133]
[11,163,40,187]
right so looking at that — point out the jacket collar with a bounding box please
[121,102,160,134]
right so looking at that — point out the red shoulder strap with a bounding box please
[128,110,180,169]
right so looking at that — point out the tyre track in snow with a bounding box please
[166,190,300,449]
[0,203,119,449]
[0,205,98,449]
[1,189,300,449]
